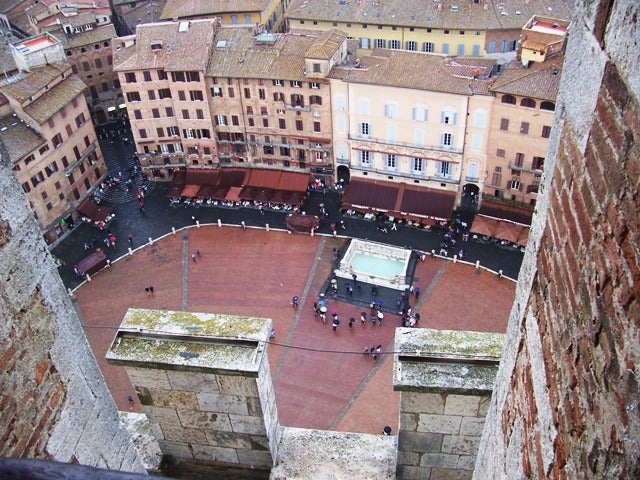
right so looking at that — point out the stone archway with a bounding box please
[336,165,350,187]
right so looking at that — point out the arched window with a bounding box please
[501,94,516,105]
[310,95,322,105]
[540,101,556,111]
[520,98,536,108]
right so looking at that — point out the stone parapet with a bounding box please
[394,328,504,480]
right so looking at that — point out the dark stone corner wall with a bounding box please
[0,146,146,473]
[474,1,640,479]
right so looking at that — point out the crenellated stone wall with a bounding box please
[106,308,280,473]
[394,328,504,480]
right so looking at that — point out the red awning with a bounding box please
[181,184,201,198]
[278,171,310,193]
[470,215,499,237]
[77,199,114,222]
[479,199,533,225]
[225,186,243,202]
[342,179,399,212]
[245,169,280,189]
[399,187,456,221]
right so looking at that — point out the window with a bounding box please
[360,38,370,49]
[260,106,268,115]
[375,39,386,48]
[310,95,322,105]
[359,122,370,138]
[159,88,171,99]
[441,111,457,125]
[244,88,251,99]
[167,126,178,136]
[405,41,417,51]
[66,124,73,136]
[262,118,269,128]
[520,122,530,134]
[264,145,274,155]
[182,109,190,119]
[274,92,285,102]
[259,88,266,100]
[171,71,185,82]
[514,152,524,167]
[441,133,453,148]
[194,109,203,120]
[126,91,141,102]
[438,162,451,178]
[541,101,556,111]
[248,118,255,127]
[542,125,552,138]
[273,79,283,86]
[501,40,507,53]
[412,158,424,174]
[521,98,536,108]
[384,103,397,118]
[139,128,147,139]
[212,86,222,97]
[60,156,68,167]
[510,179,522,190]
[291,81,302,88]
[147,89,156,100]
[412,106,428,122]
[280,146,290,156]
[500,118,509,131]
[532,157,545,170]
[45,161,58,176]
[227,87,235,98]
[125,72,136,83]
[75,113,86,127]
[291,94,304,107]
[190,90,203,101]
[186,71,200,82]
[143,71,151,81]
[279,118,286,129]
[157,69,167,80]
[423,42,434,52]
[501,94,516,105]
[457,44,465,56]
[95,58,103,69]
[313,121,321,132]
[296,120,303,131]
[472,45,480,56]
[157,127,165,137]
[389,40,401,49]
[488,41,496,54]
[497,148,505,157]
[359,98,370,115]
[52,133,63,148]
[385,153,397,170]
[442,43,449,54]
[313,63,321,73]
[152,108,160,118]
[177,91,186,101]
[492,171,502,187]
[166,107,174,117]
[39,145,50,155]
[31,171,45,187]
[335,94,346,112]
[473,109,487,128]
[359,150,371,166]
[310,82,320,89]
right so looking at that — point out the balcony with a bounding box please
[465,175,479,183]
[347,134,463,155]
[508,161,543,176]
[64,142,97,176]
[350,164,460,185]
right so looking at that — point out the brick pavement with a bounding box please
[73,226,515,435]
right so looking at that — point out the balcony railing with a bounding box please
[350,164,460,185]
[347,134,463,155]
[64,142,97,176]
[508,161,543,176]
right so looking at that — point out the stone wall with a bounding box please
[0,148,145,472]
[106,309,279,473]
[394,329,504,480]
[474,0,640,478]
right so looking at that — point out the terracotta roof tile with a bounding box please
[305,29,347,60]
[0,114,45,162]
[161,0,266,20]
[0,63,68,103]
[49,24,116,49]
[329,49,495,96]
[490,55,564,101]
[24,74,87,124]
[113,19,217,72]
[207,28,341,81]
[286,0,573,30]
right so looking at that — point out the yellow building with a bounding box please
[287,0,573,63]
[330,50,495,220]
[160,0,290,32]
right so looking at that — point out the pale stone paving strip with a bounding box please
[181,230,189,311]
[273,236,327,383]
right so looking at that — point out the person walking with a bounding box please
[292,296,299,308]
[360,312,367,324]
[127,232,133,247]
[332,315,340,332]
[372,345,382,360]
[348,317,355,329]
[191,254,197,262]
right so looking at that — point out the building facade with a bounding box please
[286,0,573,64]
[0,34,108,244]
[330,50,495,216]
[484,17,568,208]
[114,22,345,179]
